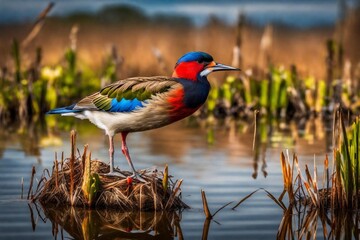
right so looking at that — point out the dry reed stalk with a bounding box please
[324,154,329,190]
[294,155,307,200]
[322,154,329,208]
[139,184,144,211]
[199,190,234,219]
[292,153,320,207]
[304,166,315,190]
[313,155,318,194]
[280,152,295,203]
[152,178,158,211]
[81,144,88,173]
[303,164,320,207]
[162,164,168,191]
[70,130,76,206]
[54,152,58,190]
[22,2,55,47]
[303,182,318,207]
[201,190,212,219]
[81,151,94,207]
[27,166,36,200]
[165,179,183,210]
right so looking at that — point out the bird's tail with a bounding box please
[47,104,81,114]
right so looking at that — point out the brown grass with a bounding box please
[30,131,188,211]
[0,17,336,79]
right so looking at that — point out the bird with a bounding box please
[48,51,240,179]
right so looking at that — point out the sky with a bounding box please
[0,0,354,28]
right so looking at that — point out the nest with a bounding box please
[29,131,188,211]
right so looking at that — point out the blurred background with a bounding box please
[1,0,360,123]
[1,0,359,78]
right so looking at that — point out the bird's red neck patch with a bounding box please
[172,61,204,81]
[167,88,199,122]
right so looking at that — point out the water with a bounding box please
[0,117,331,239]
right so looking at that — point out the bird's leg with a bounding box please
[109,134,115,172]
[121,132,146,182]
[121,132,136,172]
[106,134,125,177]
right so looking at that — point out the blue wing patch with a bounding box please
[109,98,144,112]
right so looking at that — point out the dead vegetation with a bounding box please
[29,130,188,211]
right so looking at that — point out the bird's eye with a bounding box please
[197,59,204,64]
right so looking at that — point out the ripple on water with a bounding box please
[0,120,330,239]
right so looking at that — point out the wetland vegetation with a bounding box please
[1,1,360,239]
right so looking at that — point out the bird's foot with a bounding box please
[130,172,147,183]
[105,170,127,178]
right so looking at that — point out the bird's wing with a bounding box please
[74,76,179,112]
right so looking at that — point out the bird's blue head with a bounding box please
[175,52,214,66]
[172,51,239,81]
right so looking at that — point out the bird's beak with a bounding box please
[200,61,240,77]
[211,62,240,72]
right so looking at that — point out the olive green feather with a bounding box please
[74,76,180,111]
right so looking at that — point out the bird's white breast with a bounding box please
[67,94,174,136]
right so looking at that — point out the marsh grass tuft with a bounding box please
[237,109,360,212]
[29,131,188,211]
[235,109,360,238]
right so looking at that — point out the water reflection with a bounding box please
[1,115,332,177]
[196,115,332,178]
[278,207,360,239]
[0,115,337,239]
[28,200,360,240]
[0,121,42,161]
[29,203,183,240]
